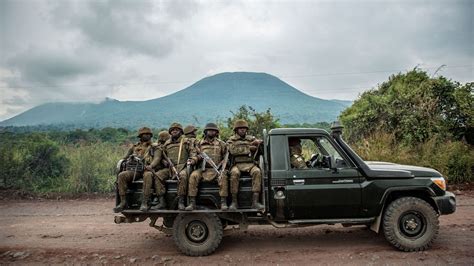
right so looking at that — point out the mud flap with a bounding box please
[370,210,382,233]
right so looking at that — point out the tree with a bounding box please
[223,105,280,139]
[339,69,473,145]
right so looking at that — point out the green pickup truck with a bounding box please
[114,124,456,256]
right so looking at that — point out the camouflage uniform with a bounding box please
[289,139,308,169]
[147,123,197,210]
[186,123,229,210]
[227,119,264,210]
[114,127,153,212]
[184,125,198,148]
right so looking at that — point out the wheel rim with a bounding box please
[398,211,426,238]
[185,220,209,243]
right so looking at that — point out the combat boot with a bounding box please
[251,193,265,211]
[151,195,166,210]
[220,197,228,211]
[185,197,196,211]
[229,194,238,211]
[113,195,127,213]
[178,196,186,210]
[140,196,149,212]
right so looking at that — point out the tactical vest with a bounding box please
[132,142,151,157]
[228,135,254,163]
[164,137,190,165]
[199,139,224,167]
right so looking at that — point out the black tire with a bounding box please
[383,197,439,252]
[172,213,223,256]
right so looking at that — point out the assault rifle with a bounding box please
[162,151,180,182]
[199,151,229,182]
[126,155,144,183]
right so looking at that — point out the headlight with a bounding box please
[431,177,446,191]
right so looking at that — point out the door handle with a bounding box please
[293,179,305,185]
[332,179,354,184]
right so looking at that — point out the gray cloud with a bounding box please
[7,48,104,85]
[0,0,472,121]
[52,0,187,57]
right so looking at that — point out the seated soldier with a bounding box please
[142,123,197,210]
[113,127,153,213]
[186,123,229,211]
[289,137,308,169]
[227,119,264,211]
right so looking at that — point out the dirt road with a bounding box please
[1,192,473,265]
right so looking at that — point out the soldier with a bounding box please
[141,132,170,211]
[157,130,170,146]
[144,123,197,210]
[227,119,264,211]
[184,125,197,139]
[185,123,229,211]
[113,127,154,213]
[289,138,308,169]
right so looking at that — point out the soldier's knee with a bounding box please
[250,166,261,176]
[190,171,200,180]
[230,167,240,176]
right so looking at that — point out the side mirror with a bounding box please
[323,155,337,171]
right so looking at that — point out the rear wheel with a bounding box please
[383,197,439,251]
[172,213,223,256]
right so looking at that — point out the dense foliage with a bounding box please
[340,70,473,183]
[0,106,282,194]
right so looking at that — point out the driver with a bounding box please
[289,138,308,169]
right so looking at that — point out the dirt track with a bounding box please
[1,192,473,265]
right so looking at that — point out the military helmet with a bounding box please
[233,119,249,130]
[204,123,219,133]
[137,127,153,137]
[168,122,183,133]
[183,125,197,135]
[158,130,170,141]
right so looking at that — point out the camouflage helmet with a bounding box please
[233,119,249,130]
[137,127,153,137]
[183,125,197,135]
[204,123,219,133]
[168,122,183,133]
[158,130,170,141]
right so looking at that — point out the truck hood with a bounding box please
[365,161,442,177]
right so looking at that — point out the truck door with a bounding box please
[286,135,362,219]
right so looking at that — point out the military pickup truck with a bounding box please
[114,124,456,256]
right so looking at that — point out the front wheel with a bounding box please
[172,213,223,256]
[383,197,439,251]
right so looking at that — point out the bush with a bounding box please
[61,143,126,193]
[350,133,473,184]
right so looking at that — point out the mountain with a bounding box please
[0,72,352,129]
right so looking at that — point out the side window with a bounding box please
[288,137,313,170]
[318,137,349,168]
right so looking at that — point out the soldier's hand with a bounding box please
[162,159,169,167]
[145,165,152,171]
[187,159,195,165]
[251,139,263,146]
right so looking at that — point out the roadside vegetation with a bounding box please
[339,69,473,184]
[0,70,472,194]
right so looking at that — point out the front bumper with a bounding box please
[433,191,456,215]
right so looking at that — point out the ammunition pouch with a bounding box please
[126,158,145,173]
[233,155,254,163]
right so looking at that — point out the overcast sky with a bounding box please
[0,0,472,121]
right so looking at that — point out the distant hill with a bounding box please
[0,72,352,129]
